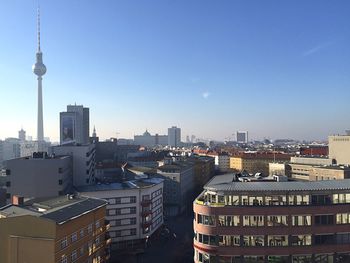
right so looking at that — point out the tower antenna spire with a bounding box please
[37,5,41,52]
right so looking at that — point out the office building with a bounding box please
[77,173,164,251]
[0,195,109,263]
[168,126,181,147]
[236,131,248,143]
[18,128,26,142]
[51,144,96,186]
[3,153,72,202]
[60,105,90,145]
[288,157,334,181]
[193,174,350,263]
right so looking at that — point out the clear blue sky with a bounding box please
[0,0,349,142]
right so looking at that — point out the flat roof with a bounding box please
[205,174,350,193]
[0,196,106,224]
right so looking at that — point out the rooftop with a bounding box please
[205,174,350,193]
[0,195,106,225]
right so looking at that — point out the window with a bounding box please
[243,215,264,227]
[95,220,100,229]
[108,198,116,204]
[58,167,63,173]
[80,229,84,238]
[315,234,334,245]
[71,232,77,242]
[266,195,286,205]
[71,250,77,262]
[336,213,350,224]
[218,215,240,226]
[243,236,264,246]
[268,235,288,246]
[130,196,136,203]
[311,195,332,205]
[5,181,10,187]
[291,235,312,246]
[315,215,334,225]
[289,195,310,205]
[219,235,240,246]
[197,233,216,245]
[60,237,68,249]
[5,169,11,175]
[79,246,84,256]
[61,255,68,263]
[130,228,136,235]
[95,236,100,245]
[87,224,93,234]
[267,215,288,226]
[58,179,63,185]
[292,215,311,226]
[198,214,215,226]
[336,233,350,244]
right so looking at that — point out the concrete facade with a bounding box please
[51,144,96,186]
[3,154,72,201]
[329,135,350,165]
[168,126,181,147]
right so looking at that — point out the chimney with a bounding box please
[12,195,24,206]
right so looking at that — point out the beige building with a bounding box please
[230,153,291,175]
[309,166,350,181]
[0,195,109,263]
[329,135,350,165]
[288,157,334,181]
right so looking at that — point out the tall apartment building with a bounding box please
[193,174,350,263]
[168,126,181,147]
[77,176,164,251]
[3,153,72,202]
[51,144,96,186]
[60,105,90,145]
[230,152,291,176]
[329,134,350,165]
[0,195,109,263]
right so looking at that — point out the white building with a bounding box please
[3,153,72,202]
[168,126,181,147]
[77,176,164,251]
[0,138,21,165]
[51,143,96,186]
[134,130,168,147]
[60,105,90,145]
[20,140,50,157]
[329,134,350,165]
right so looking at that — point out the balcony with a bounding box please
[141,199,152,207]
[142,221,152,228]
[105,233,112,245]
[141,209,152,216]
[105,219,111,231]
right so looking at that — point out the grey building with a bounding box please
[3,153,72,202]
[168,126,181,147]
[236,131,248,143]
[60,105,90,145]
[156,162,194,216]
[134,130,168,147]
[51,143,96,186]
[95,139,139,163]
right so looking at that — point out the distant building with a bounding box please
[218,154,231,172]
[60,104,90,145]
[300,145,328,156]
[0,195,109,263]
[134,130,168,147]
[18,128,26,142]
[51,144,96,186]
[77,173,164,251]
[309,166,350,181]
[3,153,72,202]
[0,138,20,161]
[168,126,181,147]
[95,139,139,163]
[329,134,350,165]
[20,140,50,157]
[269,162,288,176]
[229,152,291,176]
[236,131,248,143]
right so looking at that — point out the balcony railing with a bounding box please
[105,233,112,245]
[105,219,111,231]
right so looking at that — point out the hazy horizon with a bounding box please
[1,1,349,142]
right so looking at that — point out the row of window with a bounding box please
[108,196,137,205]
[109,217,137,227]
[195,233,350,247]
[201,193,350,206]
[151,197,162,209]
[195,251,350,263]
[60,219,102,250]
[60,235,102,263]
[107,206,136,216]
[197,213,350,226]
[151,188,162,199]
[109,228,137,237]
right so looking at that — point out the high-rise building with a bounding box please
[168,126,181,147]
[60,105,90,145]
[236,131,248,143]
[32,8,46,145]
[18,128,26,142]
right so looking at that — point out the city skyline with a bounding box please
[1,1,350,142]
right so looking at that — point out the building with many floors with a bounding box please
[0,195,109,263]
[193,174,350,263]
[329,134,350,165]
[76,175,164,252]
[3,152,72,202]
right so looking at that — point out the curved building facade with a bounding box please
[193,174,350,263]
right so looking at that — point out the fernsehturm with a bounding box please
[32,7,46,142]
